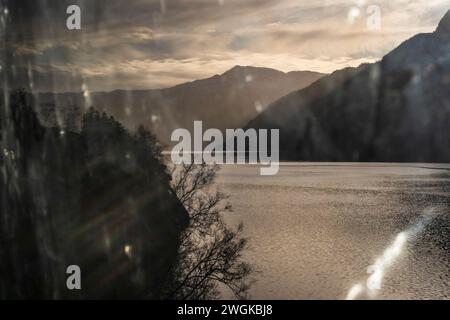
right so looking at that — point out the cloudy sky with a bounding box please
[3,0,450,92]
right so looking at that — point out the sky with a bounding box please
[2,0,450,92]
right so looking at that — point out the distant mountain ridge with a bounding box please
[36,66,325,145]
[247,10,450,162]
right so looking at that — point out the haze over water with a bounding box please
[217,163,450,299]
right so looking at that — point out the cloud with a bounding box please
[3,0,450,91]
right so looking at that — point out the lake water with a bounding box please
[216,163,450,300]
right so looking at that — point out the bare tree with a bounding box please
[164,163,253,300]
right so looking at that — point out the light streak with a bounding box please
[346,208,436,300]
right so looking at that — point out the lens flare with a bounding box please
[346,209,436,300]
[346,283,364,300]
[366,231,407,292]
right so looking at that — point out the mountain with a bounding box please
[35,66,325,145]
[247,10,450,162]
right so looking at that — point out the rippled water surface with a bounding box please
[216,163,450,299]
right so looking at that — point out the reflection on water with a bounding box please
[216,163,450,299]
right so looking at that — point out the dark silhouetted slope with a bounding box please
[247,10,450,162]
[0,90,188,299]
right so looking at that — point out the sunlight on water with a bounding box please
[218,164,450,299]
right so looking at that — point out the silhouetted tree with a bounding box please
[164,163,253,300]
[0,90,188,299]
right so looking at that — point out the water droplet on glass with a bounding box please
[124,245,133,258]
[151,115,160,123]
[255,101,263,113]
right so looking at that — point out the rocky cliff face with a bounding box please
[247,10,450,162]
[0,90,188,299]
